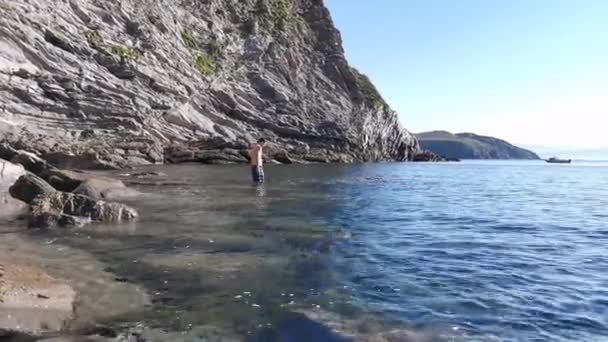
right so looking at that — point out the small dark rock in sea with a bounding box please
[413,151,442,162]
[247,312,351,342]
[413,150,460,162]
[78,325,119,338]
[130,171,168,178]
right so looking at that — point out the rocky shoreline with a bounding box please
[1,135,450,341]
[1,142,149,339]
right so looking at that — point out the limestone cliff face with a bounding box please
[0,0,418,166]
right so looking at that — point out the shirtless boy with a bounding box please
[249,138,266,183]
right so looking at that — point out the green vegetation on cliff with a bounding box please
[110,44,140,59]
[257,0,304,33]
[351,67,387,110]
[193,53,215,76]
[181,29,197,49]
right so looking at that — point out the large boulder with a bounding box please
[45,169,90,192]
[0,159,26,193]
[0,159,28,219]
[73,177,133,200]
[30,192,138,228]
[9,174,56,204]
[0,143,18,161]
[10,151,54,178]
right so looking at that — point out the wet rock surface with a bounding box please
[9,174,56,204]
[0,0,419,165]
[412,150,459,162]
[72,177,132,200]
[5,147,139,229]
[30,191,138,228]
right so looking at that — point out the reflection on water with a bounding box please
[4,161,608,341]
[254,184,268,210]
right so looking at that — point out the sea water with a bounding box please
[7,161,608,341]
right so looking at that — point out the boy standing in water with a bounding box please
[249,138,266,183]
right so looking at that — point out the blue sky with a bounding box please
[324,0,608,149]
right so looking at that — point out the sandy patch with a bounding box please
[0,263,76,333]
[0,232,150,335]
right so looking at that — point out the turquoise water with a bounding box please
[16,160,608,341]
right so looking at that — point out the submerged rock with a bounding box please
[129,171,168,178]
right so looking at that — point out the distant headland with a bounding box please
[415,131,540,160]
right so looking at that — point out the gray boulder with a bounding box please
[0,159,28,219]
[10,151,54,178]
[73,177,134,200]
[0,143,18,161]
[30,192,138,228]
[46,169,91,192]
[9,174,56,204]
[0,158,26,193]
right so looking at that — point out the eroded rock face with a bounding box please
[0,0,419,165]
[30,191,138,228]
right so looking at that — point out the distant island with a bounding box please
[415,131,540,160]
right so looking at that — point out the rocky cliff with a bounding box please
[416,131,540,160]
[0,0,419,167]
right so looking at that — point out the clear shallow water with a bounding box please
[9,161,608,341]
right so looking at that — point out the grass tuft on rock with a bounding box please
[84,30,103,48]
[111,44,140,59]
[193,53,215,76]
[181,29,196,49]
[256,0,304,34]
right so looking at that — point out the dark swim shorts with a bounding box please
[251,165,265,183]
